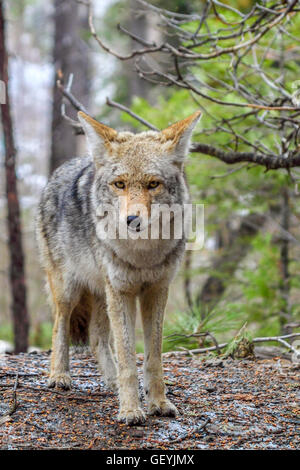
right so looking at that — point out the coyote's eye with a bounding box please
[148,181,160,190]
[114,181,126,189]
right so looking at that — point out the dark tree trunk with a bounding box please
[126,0,152,102]
[279,187,292,335]
[50,0,90,173]
[0,0,29,353]
[184,251,193,309]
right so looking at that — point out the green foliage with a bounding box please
[0,322,53,350]
[236,234,288,337]
[162,302,246,352]
[243,234,280,302]
[121,90,196,130]
[31,322,52,349]
[0,323,13,344]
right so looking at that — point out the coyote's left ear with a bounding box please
[78,111,117,165]
[161,111,201,168]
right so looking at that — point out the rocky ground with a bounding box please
[0,350,299,450]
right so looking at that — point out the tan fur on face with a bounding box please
[111,174,164,219]
[118,185,151,220]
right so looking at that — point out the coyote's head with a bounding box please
[78,110,201,238]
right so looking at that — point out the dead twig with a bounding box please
[168,418,210,443]
[57,73,88,115]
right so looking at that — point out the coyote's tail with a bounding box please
[70,291,92,344]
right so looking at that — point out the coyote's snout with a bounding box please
[36,110,201,425]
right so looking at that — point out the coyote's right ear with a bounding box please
[77,111,117,165]
[161,111,201,169]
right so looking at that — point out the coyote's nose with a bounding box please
[127,215,141,231]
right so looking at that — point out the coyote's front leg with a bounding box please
[140,284,178,417]
[105,280,145,425]
[48,299,72,390]
[47,272,73,390]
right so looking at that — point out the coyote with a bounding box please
[36,110,201,425]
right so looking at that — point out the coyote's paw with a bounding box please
[118,407,146,426]
[48,373,71,390]
[148,399,178,417]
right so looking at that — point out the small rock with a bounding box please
[0,340,13,354]
[130,429,144,437]
[204,359,224,368]
[28,346,42,354]
[205,386,216,393]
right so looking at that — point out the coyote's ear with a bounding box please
[77,111,117,165]
[161,111,201,168]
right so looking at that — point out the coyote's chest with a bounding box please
[100,238,185,293]
[73,237,184,295]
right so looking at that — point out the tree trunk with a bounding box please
[184,251,193,309]
[279,187,292,335]
[0,0,29,353]
[50,0,90,173]
[125,0,152,102]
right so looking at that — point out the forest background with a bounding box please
[1,0,300,357]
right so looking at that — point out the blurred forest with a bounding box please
[0,0,300,356]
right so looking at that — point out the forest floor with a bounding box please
[0,350,299,450]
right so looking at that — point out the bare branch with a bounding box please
[58,0,300,171]
[59,81,300,170]
[87,0,165,60]
[57,75,88,114]
[106,97,158,131]
[164,333,300,357]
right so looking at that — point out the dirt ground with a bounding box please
[0,350,299,450]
